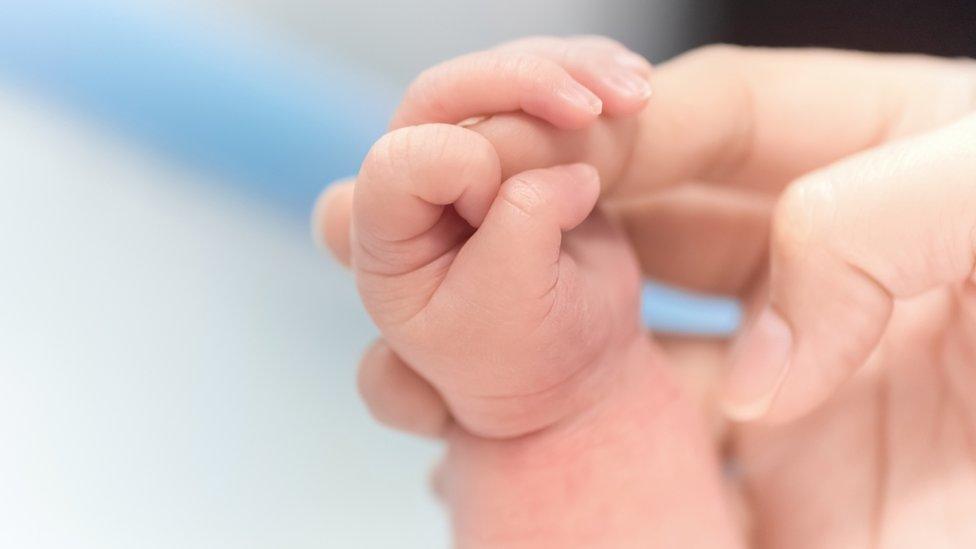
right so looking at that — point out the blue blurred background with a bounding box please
[0,1,738,547]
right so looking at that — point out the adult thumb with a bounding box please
[721,112,976,423]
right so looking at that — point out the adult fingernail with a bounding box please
[721,306,793,422]
[556,80,603,116]
[602,68,652,99]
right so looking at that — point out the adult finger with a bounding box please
[722,112,976,423]
[607,183,773,296]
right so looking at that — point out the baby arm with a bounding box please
[345,37,742,548]
[353,125,737,548]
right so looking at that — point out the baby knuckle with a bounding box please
[363,126,438,187]
[403,63,454,121]
[500,176,548,217]
[447,132,498,178]
[405,124,450,162]
[570,34,625,51]
[423,127,497,190]
[558,41,588,67]
[412,124,490,169]
[506,52,557,87]
[366,125,499,207]
[394,125,446,170]
[361,131,403,180]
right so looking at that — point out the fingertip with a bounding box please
[719,306,793,422]
[554,79,603,116]
[428,458,448,502]
[566,161,599,176]
[557,163,601,229]
[529,78,602,130]
[446,129,503,228]
[312,180,355,267]
[595,68,652,117]
[491,163,600,237]
[451,162,601,306]
[556,44,652,118]
[511,56,602,130]
[357,340,449,438]
[496,36,653,120]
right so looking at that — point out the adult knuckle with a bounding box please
[913,57,976,129]
[953,57,976,114]
[772,177,837,264]
[689,43,748,66]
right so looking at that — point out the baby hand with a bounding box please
[353,125,642,438]
[347,36,656,439]
[340,38,742,548]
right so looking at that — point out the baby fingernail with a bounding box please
[603,69,652,99]
[457,115,489,127]
[721,306,793,422]
[563,162,599,180]
[557,81,603,115]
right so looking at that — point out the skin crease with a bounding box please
[315,40,976,548]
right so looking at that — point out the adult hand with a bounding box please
[315,43,976,547]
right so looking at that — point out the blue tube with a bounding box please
[643,283,741,336]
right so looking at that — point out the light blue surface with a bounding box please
[643,282,741,335]
[0,0,391,214]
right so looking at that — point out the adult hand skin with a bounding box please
[315,44,976,547]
